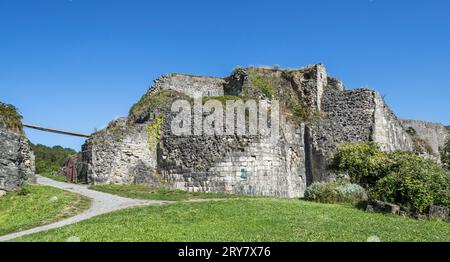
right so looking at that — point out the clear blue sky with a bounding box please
[1,0,449,150]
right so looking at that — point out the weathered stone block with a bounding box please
[428,205,449,221]
[366,205,375,213]
[412,212,428,220]
[0,124,35,192]
[372,201,401,215]
[399,211,410,217]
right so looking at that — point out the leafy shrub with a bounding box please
[304,182,337,203]
[31,144,77,175]
[304,181,367,204]
[335,183,368,203]
[371,152,450,213]
[331,142,391,188]
[333,142,450,213]
[441,139,450,170]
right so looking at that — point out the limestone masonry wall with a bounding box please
[80,64,444,197]
[307,87,378,182]
[373,93,413,152]
[0,121,35,193]
[148,74,225,98]
[158,117,306,197]
[401,119,449,161]
[82,118,160,185]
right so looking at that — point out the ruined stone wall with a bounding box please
[80,64,430,198]
[372,93,413,152]
[227,65,328,112]
[158,116,306,197]
[314,86,413,153]
[401,119,449,160]
[82,118,160,185]
[307,88,376,182]
[314,88,376,152]
[148,74,225,98]
[307,86,413,182]
[0,121,35,193]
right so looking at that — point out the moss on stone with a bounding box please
[146,114,164,150]
[0,102,23,133]
[130,90,180,119]
[203,95,240,105]
[284,98,325,123]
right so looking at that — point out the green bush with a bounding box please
[441,139,450,170]
[31,144,77,175]
[331,142,391,188]
[371,152,450,213]
[304,181,367,204]
[332,142,450,213]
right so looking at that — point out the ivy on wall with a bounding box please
[146,115,164,151]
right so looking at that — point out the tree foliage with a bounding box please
[372,152,450,213]
[31,144,77,175]
[332,142,450,213]
[441,139,450,170]
[331,142,391,188]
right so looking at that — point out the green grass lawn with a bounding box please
[39,172,68,183]
[88,184,254,201]
[14,199,450,242]
[0,184,91,236]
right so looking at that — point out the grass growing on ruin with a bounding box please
[129,89,187,120]
[250,75,274,100]
[88,184,252,201]
[203,95,241,105]
[0,102,23,132]
[0,185,91,236]
[14,199,450,242]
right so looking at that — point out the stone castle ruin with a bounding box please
[0,106,35,195]
[78,64,448,198]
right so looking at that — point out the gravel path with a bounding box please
[0,175,170,242]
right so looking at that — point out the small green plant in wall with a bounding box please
[146,115,164,150]
[251,75,274,100]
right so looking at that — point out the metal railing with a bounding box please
[23,124,91,138]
